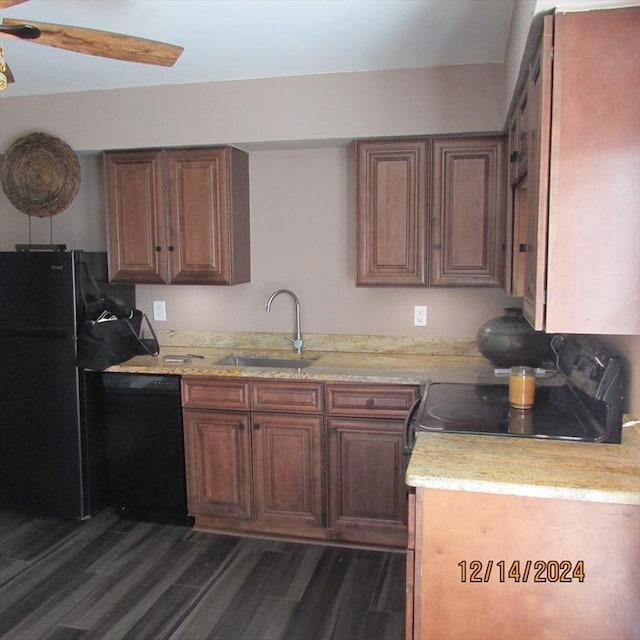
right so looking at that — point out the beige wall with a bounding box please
[0,64,504,152]
[1,61,638,414]
[0,63,513,341]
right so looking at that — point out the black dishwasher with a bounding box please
[102,373,193,526]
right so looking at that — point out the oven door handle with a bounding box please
[403,395,422,456]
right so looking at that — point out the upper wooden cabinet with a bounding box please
[430,136,505,287]
[507,8,640,334]
[356,139,428,286]
[356,135,505,288]
[104,146,250,285]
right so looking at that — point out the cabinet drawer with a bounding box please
[325,384,419,418]
[182,377,250,410]
[251,381,323,413]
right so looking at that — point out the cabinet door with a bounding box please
[544,8,640,334]
[356,139,428,286]
[183,409,252,519]
[165,147,250,285]
[104,150,168,284]
[327,417,407,547]
[522,19,553,330]
[430,136,505,286]
[252,413,324,533]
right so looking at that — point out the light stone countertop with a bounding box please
[406,424,640,505]
[106,331,508,386]
[107,347,492,385]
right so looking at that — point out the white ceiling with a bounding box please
[0,0,516,98]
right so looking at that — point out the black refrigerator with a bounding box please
[0,250,135,519]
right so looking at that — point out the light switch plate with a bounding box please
[414,305,427,327]
[153,300,166,322]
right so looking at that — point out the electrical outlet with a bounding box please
[414,305,427,327]
[153,300,166,322]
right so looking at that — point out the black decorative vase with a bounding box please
[476,308,554,367]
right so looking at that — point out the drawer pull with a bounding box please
[365,398,375,409]
[253,423,261,430]
[239,423,245,431]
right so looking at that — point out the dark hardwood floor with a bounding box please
[0,508,405,640]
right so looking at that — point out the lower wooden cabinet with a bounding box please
[251,412,324,531]
[183,409,252,519]
[406,487,640,640]
[325,382,418,547]
[183,378,324,538]
[182,377,417,547]
[327,417,408,547]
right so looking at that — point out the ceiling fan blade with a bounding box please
[1,18,183,67]
[0,0,30,9]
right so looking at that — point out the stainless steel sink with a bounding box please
[218,355,317,369]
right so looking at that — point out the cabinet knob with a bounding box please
[239,423,245,431]
[253,423,261,430]
[365,398,375,409]
[155,246,161,252]
[168,245,175,252]
[510,151,519,163]
[519,243,530,253]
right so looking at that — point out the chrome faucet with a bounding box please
[266,289,303,354]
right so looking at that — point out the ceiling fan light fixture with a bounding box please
[0,46,7,90]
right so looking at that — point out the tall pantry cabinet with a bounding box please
[506,8,640,334]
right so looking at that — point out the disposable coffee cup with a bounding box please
[509,366,536,409]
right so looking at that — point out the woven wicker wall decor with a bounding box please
[0,132,81,217]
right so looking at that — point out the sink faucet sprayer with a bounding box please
[266,289,303,354]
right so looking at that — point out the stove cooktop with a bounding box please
[415,382,604,440]
[403,336,623,453]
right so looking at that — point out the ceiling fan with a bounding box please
[0,0,183,89]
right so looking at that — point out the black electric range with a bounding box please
[404,335,624,452]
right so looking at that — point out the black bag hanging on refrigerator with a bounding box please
[76,261,159,370]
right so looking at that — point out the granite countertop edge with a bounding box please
[406,426,640,506]
[105,346,501,386]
